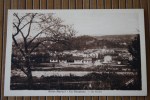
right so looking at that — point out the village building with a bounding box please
[103,55,112,64]
[72,56,83,64]
[83,57,92,63]
[59,59,67,63]
[59,56,83,64]
[50,57,59,63]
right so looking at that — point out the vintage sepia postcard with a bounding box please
[4,9,147,96]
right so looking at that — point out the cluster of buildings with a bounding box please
[12,40,132,68]
[48,48,131,67]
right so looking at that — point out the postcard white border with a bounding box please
[4,9,147,96]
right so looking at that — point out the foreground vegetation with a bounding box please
[11,72,141,90]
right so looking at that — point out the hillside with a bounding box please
[93,34,138,41]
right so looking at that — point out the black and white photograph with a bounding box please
[4,10,147,96]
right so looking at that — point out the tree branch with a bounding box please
[12,60,28,75]
[12,36,25,57]
[28,24,54,46]
[19,21,31,30]
[13,23,25,39]
[13,13,21,28]
[29,40,48,54]
[21,66,28,75]
[25,14,36,38]
[13,23,20,37]
[20,13,31,22]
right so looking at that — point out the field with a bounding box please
[11,66,140,90]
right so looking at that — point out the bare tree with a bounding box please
[12,13,76,89]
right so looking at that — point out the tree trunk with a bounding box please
[25,56,33,89]
[27,70,33,89]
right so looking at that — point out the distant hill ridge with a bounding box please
[93,34,139,41]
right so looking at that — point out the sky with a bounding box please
[13,10,140,38]
[53,10,139,36]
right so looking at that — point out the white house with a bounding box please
[74,59,83,64]
[50,57,58,63]
[103,55,112,64]
[59,60,67,63]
